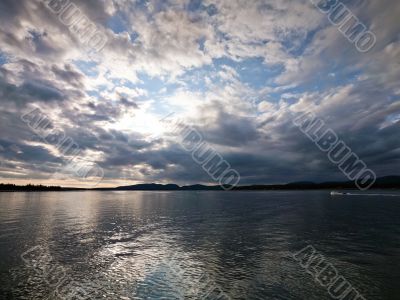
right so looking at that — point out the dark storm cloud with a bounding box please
[20,80,62,102]
[0,139,62,164]
[0,0,28,23]
[201,110,259,147]
[0,57,88,107]
[51,64,85,89]
[0,77,63,105]
[97,137,158,168]
[84,103,120,122]
[120,96,139,109]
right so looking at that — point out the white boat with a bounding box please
[331,191,345,196]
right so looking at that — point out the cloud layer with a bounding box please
[0,0,399,187]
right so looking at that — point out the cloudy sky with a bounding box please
[0,0,399,187]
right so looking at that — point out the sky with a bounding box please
[0,0,399,187]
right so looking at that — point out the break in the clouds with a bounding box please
[0,0,399,187]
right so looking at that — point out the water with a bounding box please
[0,191,399,299]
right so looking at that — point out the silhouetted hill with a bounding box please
[234,176,400,190]
[114,176,400,191]
[180,184,223,191]
[374,176,400,188]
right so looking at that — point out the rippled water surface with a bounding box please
[0,191,400,299]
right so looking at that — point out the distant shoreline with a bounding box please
[1,188,399,193]
[1,176,399,192]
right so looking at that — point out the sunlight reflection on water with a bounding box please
[1,191,400,299]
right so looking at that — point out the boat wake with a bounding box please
[331,191,400,197]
